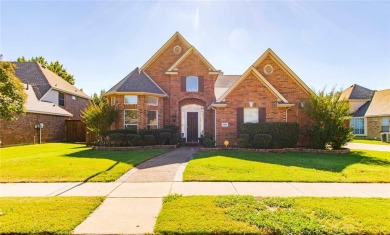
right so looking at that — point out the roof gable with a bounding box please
[166,47,217,73]
[341,84,374,100]
[365,89,390,117]
[106,67,167,96]
[141,32,192,71]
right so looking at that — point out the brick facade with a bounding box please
[61,93,90,120]
[366,116,389,140]
[0,113,67,146]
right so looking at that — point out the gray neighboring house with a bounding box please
[341,84,390,141]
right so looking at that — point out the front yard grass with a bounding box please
[351,139,390,145]
[155,195,390,235]
[0,143,169,182]
[184,150,390,182]
[0,197,104,234]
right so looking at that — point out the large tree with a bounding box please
[16,56,75,85]
[0,62,27,120]
[81,91,117,144]
[305,87,353,149]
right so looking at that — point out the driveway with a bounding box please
[345,142,390,152]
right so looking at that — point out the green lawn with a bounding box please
[155,195,390,235]
[0,197,104,234]
[184,150,390,182]
[0,143,169,182]
[351,139,390,145]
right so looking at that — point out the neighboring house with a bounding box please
[341,84,390,140]
[106,32,312,146]
[0,62,91,146]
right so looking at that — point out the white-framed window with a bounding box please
[382,117,389,132]
[71,95,77,101]
[244,108,259,123]
[147,110,158,129]
[147,96,158,106]
[124,95,137,104]
[124,109,138,130]
[186,76,198,92]
[110,96,116,106]
[350,117,365,135]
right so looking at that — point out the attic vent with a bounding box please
[173,45,182,54]
[264,64,273,75]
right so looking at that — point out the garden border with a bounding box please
[92,145,177,151]
[201,147,350,154]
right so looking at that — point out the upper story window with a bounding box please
[186,76,198,92]
[71,95,77,101]
[147,96,158,106]
[111,96,116,106]
[58,92,65,106]
[124,95,137,104]
[382,117,389,132]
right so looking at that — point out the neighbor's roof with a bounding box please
[365,89,390,117]
[353,101,370,117]
[14,62,90,100]
[23,83,73,117]
[106,67,167,96]
[340,84,374,100]
[214,74,240,100]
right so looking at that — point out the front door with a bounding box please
[187,112,198,142]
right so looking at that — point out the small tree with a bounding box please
[81,91,117,144]
[305,87,353,149]
[0,62,27,120]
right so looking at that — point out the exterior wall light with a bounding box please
[172,115,176,122]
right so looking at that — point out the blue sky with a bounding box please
[1,1,389,96]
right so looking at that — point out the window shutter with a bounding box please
[198,76,204,92]
[237,108,244,137]
[181,76,186,92]
[259,107,266,123]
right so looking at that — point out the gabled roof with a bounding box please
[216,66,289,103]
[353,101,370,117]
[141,32,192,71]
[23,83,72,117]
[340,84,374,100]
[14,62,90,100]
[253,48,312,95]
[365,89,390,117]
[106,67,167,97]
[214,74,241,100]
[166,47,218,73]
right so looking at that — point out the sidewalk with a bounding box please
[345,142,390,152]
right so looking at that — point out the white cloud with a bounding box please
[228,28,250,51]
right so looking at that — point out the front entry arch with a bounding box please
[181,104,204,142]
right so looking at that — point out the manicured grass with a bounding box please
[0,143,169,182]
[0,197,104,234]
[155,195,390,235]
[184,150,390,182]
[351,139,390,145]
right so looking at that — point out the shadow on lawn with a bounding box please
[198,150,390,172]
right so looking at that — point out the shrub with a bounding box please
[203,137,215,148]
[103,129,138,136]
[241,122,299,148]
[126,134,142,146]
[108,133,125,146]
[238,134,251,148]
[159,132,172,145]
[143,135,156,146]
[252,134,272,149]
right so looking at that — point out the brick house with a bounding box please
[0,62,91,146]
[341,84,390,140]
[106,32,312,146]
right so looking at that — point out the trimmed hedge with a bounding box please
[108,133,125,146]
[159,132,172,145]
[126,134,142,146]
[143,135,155,146]
[237,134,251,148]
[241,122,299,148]
[252,134,272,149]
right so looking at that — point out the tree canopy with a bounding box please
[0,62,27,120]
[305,87,353,149]
[16,56,75,85]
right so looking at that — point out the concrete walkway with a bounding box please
[345,142,390,152]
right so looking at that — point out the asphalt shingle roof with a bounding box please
[365,89,390,117]
[340,84,374,100]
[107,67,167,95]
[14,62,90,99]
[214,74,240,100]
[353,101,370,117]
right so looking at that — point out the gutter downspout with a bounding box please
[285,107,291,122]
[212,107,217,146]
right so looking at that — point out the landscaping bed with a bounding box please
[0,143,170,182]
[93,145,177,151]
[184,150,390,182]
[155,195,390,235]
[0,197,104,234]
[201,147,350,154]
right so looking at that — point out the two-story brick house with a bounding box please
[0,62,91,146]
[106,32,312,146]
